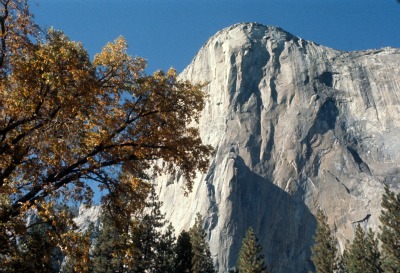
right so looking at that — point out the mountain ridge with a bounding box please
[155,22,400,272]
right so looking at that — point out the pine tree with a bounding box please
[336,255,346,273]
[365,228,383,273]
[189,213,215,273]
[343,224,383,273]
[175,230,193,273]
[237,227,267,273]
[154,223,177,273]
[91,211,125,273]
[311,209,337,273]
[91,188,177,273]
[131,186,167,273]
[379,186,400,273]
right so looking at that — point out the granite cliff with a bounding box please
[154,23,400,272]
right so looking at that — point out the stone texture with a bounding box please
[74,205,102,232]
[155,23,400,273]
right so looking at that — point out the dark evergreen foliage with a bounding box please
[175,230,193,273]
[237,227,267,273]
[131,187,166,272]
[91,187,177,273]
[6,221,62,273]
[90,211,125,273]
[379,186,400,273]
[154,223,177,273]
[189,213,215,273]
[311,209,337,273]
[343,224,383,273]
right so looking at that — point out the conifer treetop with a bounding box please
[237,227,268,273]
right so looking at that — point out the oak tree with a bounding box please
[0,0,211,268]
[2,218,63,273]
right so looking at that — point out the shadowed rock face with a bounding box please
[155,23,400,273]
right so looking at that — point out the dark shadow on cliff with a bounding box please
[227,155,316,273]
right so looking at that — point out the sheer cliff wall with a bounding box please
[155,23,400,273]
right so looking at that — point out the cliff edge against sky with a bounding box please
[154,23,400,273]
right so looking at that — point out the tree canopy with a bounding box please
[311,209,338,273]
[379,186,400,273]
[175,230,193,273]
[0,0,211,267]
[237,227,267,273]
[343,224,383,273]
[189,213,215,273]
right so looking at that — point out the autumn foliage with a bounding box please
[0,0,211,269]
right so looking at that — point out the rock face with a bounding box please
[155,23,400,273]
[74,205,102,232]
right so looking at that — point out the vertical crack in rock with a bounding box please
[204,160,219,231]
[235,40,269,107]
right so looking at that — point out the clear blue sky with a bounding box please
[31,0,400,74]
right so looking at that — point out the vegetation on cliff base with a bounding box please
[0,1,399,273]
[311,209,338,273]
[379,186,400,273]
[343,224,383,273]
[88,194,214,273]
[311,186,399,273]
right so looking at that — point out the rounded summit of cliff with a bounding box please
[214,22,295,40]
[196,22,303,55]
[181,22,330,81]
